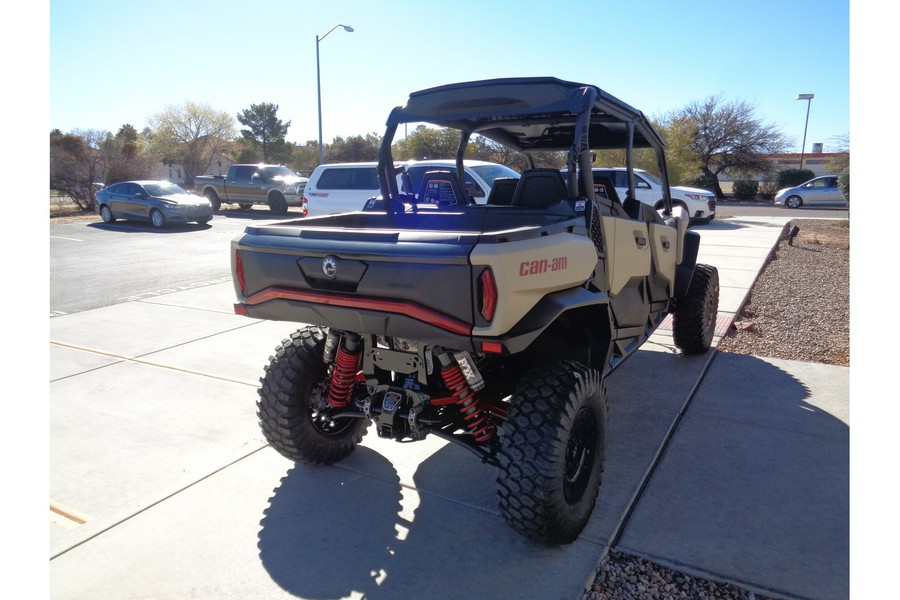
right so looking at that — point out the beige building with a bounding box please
[718,149,847,194]
[151,154,234,186]
[762,150,847,177]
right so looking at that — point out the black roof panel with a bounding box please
[385,77,664,151]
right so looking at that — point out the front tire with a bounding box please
[257,326,368,465]
[204,189,221,211]
[673,263,719,354]
[785,195,803,209]
[269,192,288,215]
[497,360,608,545]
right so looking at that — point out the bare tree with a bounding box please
[662,95,789,197]
[147,101,236,187]
[50,129,108,210]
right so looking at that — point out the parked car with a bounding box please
[96,181,213,228]
[562,167,716,224]
[774,175,846,208]
[302,162,382,217]
[302,160,521,217]
[194,164,307,215]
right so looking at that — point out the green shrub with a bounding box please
[732,179,759,200]
[777,168,815,188]
[757,179,780,199]
[838,168,849,202]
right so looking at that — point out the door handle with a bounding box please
[634,234,647,247]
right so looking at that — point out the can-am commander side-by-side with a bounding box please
[231,77,719,544]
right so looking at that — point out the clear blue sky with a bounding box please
[47,0,851,154]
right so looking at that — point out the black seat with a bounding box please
[486,177,518,205]
[593,175,644,220]
[622,196,643,220]
[417,170,466,206]
[511,169,568,208]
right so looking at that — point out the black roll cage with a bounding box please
[376,77,673,214]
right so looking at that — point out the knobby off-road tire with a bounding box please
[673,263,720,355]
[257,326,368,465]
[497,360,608,545]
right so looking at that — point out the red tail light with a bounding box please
[479,267,497,322]
[235,250,246,295]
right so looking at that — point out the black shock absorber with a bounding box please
[437,352,496,443]
[327,333,362,408]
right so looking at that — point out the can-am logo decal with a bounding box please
[519,257,568,276]
[322,256,338,279]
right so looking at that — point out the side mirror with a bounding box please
[636,181,651,189]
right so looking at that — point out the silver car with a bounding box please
[96,181,213,227]
[774,175,846,208]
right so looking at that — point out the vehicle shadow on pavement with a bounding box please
[256,437,572,599]
[617,352,849,599]
[214,210,303,221]
[86,222,212,234]
[257,446,404,599]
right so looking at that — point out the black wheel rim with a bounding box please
[564,406,597,503]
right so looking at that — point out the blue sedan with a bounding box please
[96,181,213,227]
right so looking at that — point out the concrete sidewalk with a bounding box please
[48,216,848,599]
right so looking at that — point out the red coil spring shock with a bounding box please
[440,364,496,443]
[327,336,361,408]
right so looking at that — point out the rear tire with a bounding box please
[497,360,608,545]
[257,326,368,465]
[100,205,115,223]
[150,209,166,229]
[673,263,719,354]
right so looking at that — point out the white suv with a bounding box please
[301,162,382,217]
[577,167,716,224]
[303,160,520,217]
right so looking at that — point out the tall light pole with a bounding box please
[317,24,354,165]
[796,93,814,172]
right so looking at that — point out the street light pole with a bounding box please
[316,24,354,165]
[796,93,814,172]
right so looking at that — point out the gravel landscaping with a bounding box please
[717,218,849,366]
[582,218,849,599]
